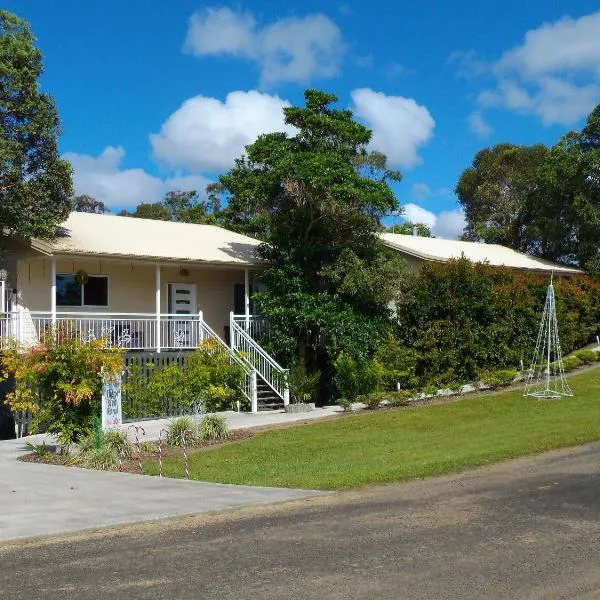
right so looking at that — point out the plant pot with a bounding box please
[284,402,316,413]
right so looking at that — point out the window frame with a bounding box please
[55,273,109,308]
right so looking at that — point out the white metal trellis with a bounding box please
[523,275,573,399]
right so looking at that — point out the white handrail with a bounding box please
[229,313,289,405]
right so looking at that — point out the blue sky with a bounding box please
[5,0,600,237]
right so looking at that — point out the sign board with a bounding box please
[101,371,123,430]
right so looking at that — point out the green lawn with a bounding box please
[154,367,600,489]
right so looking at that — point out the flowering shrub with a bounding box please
[1,329,123,444]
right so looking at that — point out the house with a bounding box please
[379,233,584,278]
[0,212,288,412]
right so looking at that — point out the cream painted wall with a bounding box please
[16,257,248,335]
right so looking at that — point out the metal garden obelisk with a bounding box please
[523,274,573,399]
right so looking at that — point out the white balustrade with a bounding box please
[229,313,289,406]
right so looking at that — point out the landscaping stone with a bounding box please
[284,402,316,413]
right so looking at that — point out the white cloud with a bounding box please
[402,203,466,239]
[410,183,432,200]
[150,91,292,173]
[433,209,467,239]
[466,10,600,126]
[351,88,435,168]
[64,146,211,209]
[468,111,493,137]
[183,8,344,87]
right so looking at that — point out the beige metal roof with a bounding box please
[380,233,583,275]
[29,212,263,266]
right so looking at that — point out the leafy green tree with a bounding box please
[219,89,404,398]
[72,194,106,214]
[120,190,220,224]
[386,221,433,236]
[456,143,548,250]
[529,106,600,273]
[0,10,73,238]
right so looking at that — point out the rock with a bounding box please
[284,402,316,413]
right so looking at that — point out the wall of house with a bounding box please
[15,256,250,337]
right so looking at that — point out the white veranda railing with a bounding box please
[230,312,289,408]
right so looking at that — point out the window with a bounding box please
[56,274,108,307]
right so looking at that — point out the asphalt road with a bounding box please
[2,442,600,600]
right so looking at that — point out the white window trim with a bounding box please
[56,273,109,308]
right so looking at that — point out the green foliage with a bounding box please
[219,89,404,401]
[119,190,220,225]
[167,416,197,447]
[78,428,133,459]
[386,221,433,237]
[140,441,157,453]
[198,414,230,441]
[478,368,517,389]
[72,194,106,214]
[573,350,597,365]
[358,390,414,409]
[287,361,320,404]
[1,331,123,444]
[457,104,600,274]
[336,396,353,411]
[122,341,245,417]
[373,335,418,390]
[0,10,73,238]
[394,257,600,385]
[562,356,582,372]
[333,352,383,401]
[24,441,48,456]
[81,446,119,471]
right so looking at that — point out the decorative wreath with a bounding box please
[75,270,89,285]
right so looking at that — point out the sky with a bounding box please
[4,0,600,238]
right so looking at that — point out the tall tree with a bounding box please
[120,190,219,224]
[386,221,433,237]
[0,10,72,239]
[72,194,106,214]
[456,143,548,251]
[219,90,404,394]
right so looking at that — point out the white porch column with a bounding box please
[155,264,161,353]
[244,268,250,330]
[50,256,56,326]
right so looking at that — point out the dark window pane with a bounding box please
[56,274,81,306]
[83,276,108,306]
[233,283,245,314]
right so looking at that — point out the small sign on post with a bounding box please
[101,370,123,430]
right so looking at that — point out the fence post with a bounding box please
[250,369,258,413]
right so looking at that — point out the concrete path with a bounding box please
[0,408,340,542]
[123,405,342,440]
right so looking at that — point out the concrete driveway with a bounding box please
[0,408,340,542]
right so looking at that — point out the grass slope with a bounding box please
[156,368,600,489]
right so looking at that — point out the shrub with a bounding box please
[81,446,119,470]
[336,396,353,411]
[422,385,438,396]
[1,330,123,444]
[478,368,517,389]
[167,416,197,446]
[198,414,230,441]
[573,349,597,365]
[562,356,581,372]
[357,392,386,410]
[385,390,414,407]
[140,441,157,453]
[333,352,383,401]
[123,341,246,417]
[102,429,134,459]
[287,361,320,404]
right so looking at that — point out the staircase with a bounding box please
[230,313,289,412]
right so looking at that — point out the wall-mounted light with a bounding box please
[179,267,190,277]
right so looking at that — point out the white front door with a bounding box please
[167,283,197,347]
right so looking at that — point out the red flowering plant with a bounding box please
[1,326,123,444]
